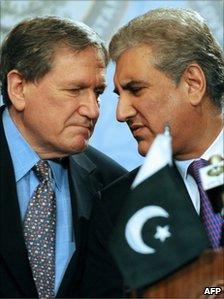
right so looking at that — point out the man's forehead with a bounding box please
[116,44,154,63]
[114,67,150,86]
[114,46,156,85]
[52,45,106,67]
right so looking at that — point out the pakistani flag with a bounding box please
[109,129,210,289]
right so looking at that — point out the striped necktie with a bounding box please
[188,159,223,249]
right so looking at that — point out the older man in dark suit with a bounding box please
[0,17,126,298]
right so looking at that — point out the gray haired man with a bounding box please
[0,16,126,298]
[82,8,224,298]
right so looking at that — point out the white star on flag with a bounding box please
[154,225,171,242]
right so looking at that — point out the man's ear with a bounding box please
[182,63,206,106]
[7,70,26,111]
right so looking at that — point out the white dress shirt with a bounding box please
[175,129,223,214]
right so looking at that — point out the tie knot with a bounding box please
[188,159,209,185]
[33,160,51,182]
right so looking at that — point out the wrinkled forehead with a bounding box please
[53,48,105,77]
[51,44,107,69]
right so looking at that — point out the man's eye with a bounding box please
[94,90,104,98]
[130,88,142,96]
[70,88,80,93]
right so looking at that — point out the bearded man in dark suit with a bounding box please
[82,8,224,298]
[0,16,126,298]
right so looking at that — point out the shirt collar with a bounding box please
[201,129,223,160]
[175,128,223,180]
[3,108,39,182]
[2,108,63,189]
[48,160,64,190]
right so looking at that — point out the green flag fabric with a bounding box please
[109,165,210,289]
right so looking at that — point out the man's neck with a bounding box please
[175,107,223,161]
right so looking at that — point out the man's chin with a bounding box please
[59,135,90,156]
[70,138,89,154]
[137,140,151,157]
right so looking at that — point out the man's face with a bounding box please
[114,44,197,159]
[11,46,106,158]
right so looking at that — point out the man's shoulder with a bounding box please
[71,146,127,178]
[101,167,138,198]
[95,168,139,223]
[69,145,127,185]
[84,146,126,171]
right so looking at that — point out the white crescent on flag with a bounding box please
[125,205,169,254]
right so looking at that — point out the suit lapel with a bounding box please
[173,162,197,208]
[0,107,37,297]
[68,153,102,254]
[57,152,101,297]
[93,169,138,248]
[69,153,104,218]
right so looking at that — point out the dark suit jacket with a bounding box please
[0,105,127,298]
[81,169,138,298]
[81,163,205,298]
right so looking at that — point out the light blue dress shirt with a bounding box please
[2,108,75,294]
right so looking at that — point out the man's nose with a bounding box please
[79,93,100,120]
[116,96,136,122]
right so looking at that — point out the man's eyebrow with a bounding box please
[65,82,107,90]
[95,83,107,90]
[113,80,148,95]
[122,81,147,89]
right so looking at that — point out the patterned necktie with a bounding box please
[188,159,223,249]
[23,160,56,298]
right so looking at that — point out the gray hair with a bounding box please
[109,8,224,109]
[0,16,108,106]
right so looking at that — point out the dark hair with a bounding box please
[109,8,224,109]
[0,16,108,106]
